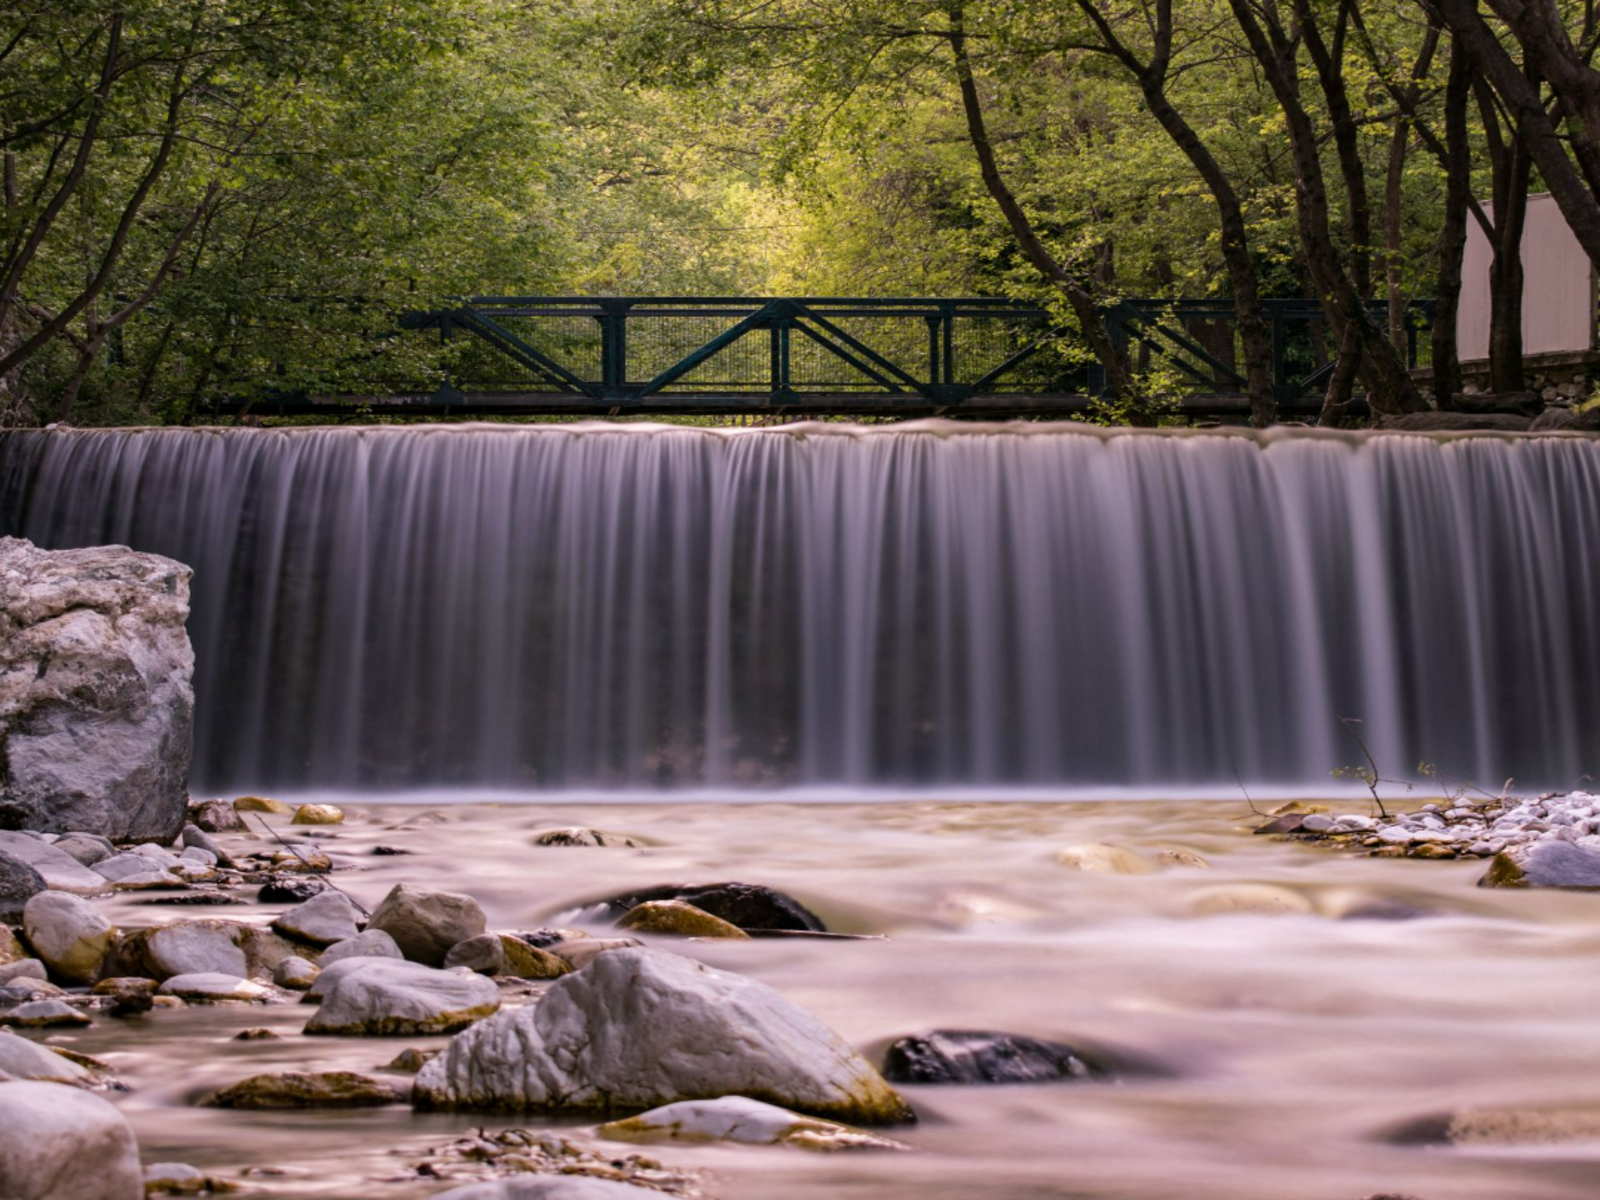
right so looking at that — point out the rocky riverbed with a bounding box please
[6,793,1600,1200]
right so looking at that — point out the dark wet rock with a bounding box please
[881,1030,1102,1085]
[258,875,327,904]
[1480,839,1600,889]
[368,883,486,966]
[0,850,46,922]
[1380,411,1532,432]
[515,928,575,949]
[234,1027,280,1040]
[0,538,193,844]
[534,828,640,848]
[1452,390,1542,417]
[187,800,247,834]
[372,845,412,856]
[0,1079,144,1199]
[204,1070,401,1109]
[1530,407,1577,432]
[596,882,826,933]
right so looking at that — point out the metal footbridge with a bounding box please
[215,296,1430,419]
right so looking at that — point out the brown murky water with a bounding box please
[34,797,1600,1200]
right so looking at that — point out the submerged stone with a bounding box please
[881,1030,1101,1085]
[596,882,826,933]
[204,1070,400,1109]
[601,1095,909,1151]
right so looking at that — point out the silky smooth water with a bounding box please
[56,798,1600,1200]
[3,423,1598,791]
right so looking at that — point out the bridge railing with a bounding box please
[236,295,1433,417]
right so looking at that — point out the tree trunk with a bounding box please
[945,2,1144,407]
[1432,38,1473,408]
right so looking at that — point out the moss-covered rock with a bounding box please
[617,900,750,940]
[203,1071,401,1109]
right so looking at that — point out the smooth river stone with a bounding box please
[0,833,108,896]
[367,883,487,966]
[413,947,914,1124]
[304,958,500,1036]
[0,1080,144,1199]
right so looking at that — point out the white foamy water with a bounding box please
[4,422,1598,793]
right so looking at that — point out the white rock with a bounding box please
[158,973,269,1002]
[22,891,114,984]
[0,1029,89,1083]
[600,1095,911,1151]
[178,846,216,866]
[271,891,360,947]
[0,1079,143,1199]
[414,947,913,1123]
[304,958,500,1036]
[319,929,403,967]
[0,537,194,843]
[0,832,108,894]
[430,1179,667,1200]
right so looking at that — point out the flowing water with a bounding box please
[50,797,1600,1200]
[6,423,1600,1199]
[4,422,1599,792]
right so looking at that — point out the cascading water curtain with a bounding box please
[3,424,1598,792]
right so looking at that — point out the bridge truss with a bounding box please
[218,296,1432,420]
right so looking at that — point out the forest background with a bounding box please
[4,0,1600,429]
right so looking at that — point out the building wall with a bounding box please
[1459,192,1596,361]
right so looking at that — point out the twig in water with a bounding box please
[244,811,370,919]
[1335,716,1390,819]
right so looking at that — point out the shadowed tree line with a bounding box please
[4,1,1600,427]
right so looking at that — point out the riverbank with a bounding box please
[9,796,1599,1200]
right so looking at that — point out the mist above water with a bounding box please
[3,423,1597,792]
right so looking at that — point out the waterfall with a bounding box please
[3,423,1597,792]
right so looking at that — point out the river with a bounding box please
[58,795,1600,1200]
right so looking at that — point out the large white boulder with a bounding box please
[22,892,113,984]
[414,948,913,1124]
[304,958,500,1035]
[0,1079,144,1199]
[0,538,194,842]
